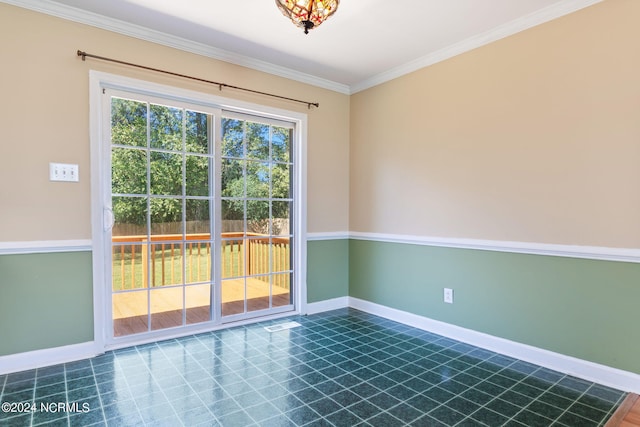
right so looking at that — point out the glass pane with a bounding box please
[246,161,270,199]
[111,243,147,291]
[186,284,211,324]
[221,118,244,158]
[272,126,291,163]
[150,104,183,151]
[222,278,245,316]
[150,152,183,196]
[150,198,183,236]
[150,287,184,330]
[221,239,245,279]
[113,290,149,337]
[111,98,147,147]
[246,122,269,160]
[272,274,291,308]
[221,158,244,198]
[185,110,209,154]
[272,163,291,199]
[247,201,270,235]
[247,238,270,276]
[150,243,183,287]
[186,199,210,235]
[112,148,147,195]
[247,276,270,312]
[185,241,211,284]
[271,238,291,273]
[185,155,209,196]
[112,196,147,237]
[221,199,244,230]
[272,201,290,236]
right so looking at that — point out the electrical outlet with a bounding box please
[444,288,454,304]
[50,163,79,182]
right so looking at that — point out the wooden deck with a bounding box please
[113,278,290,336]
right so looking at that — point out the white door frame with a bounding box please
[89,71,308,351]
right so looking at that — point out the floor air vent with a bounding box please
[264,321,301,332]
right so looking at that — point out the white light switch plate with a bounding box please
[50,163,79,182]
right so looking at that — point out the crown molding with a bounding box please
[350,0,604,93]
[3,0,602,95]
[1,0,351,95]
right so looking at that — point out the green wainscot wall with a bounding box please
[349,239,640,375]
[307,239,349,303]
[0,252,94,356]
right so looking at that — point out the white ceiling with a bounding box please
[8,0,600,93]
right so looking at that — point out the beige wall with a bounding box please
[3,0,638,248]
[0,3,350,241]
[350,0,640,248]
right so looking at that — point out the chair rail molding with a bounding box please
[0,240,92,255]
[349,232,640,264]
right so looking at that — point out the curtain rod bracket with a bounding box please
[76,49,319,109]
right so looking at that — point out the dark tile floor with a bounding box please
[0,308,627,426]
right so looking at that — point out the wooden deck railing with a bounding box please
[111,232,290,291]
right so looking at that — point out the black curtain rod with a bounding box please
[77,50,319,109]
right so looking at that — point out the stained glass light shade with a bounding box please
[275,0,339,34]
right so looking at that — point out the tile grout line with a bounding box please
[112,348,151,425]
[30,370,36,427]
[182,333,260,424]
[169,334,238,424]
[63,364,70,427]
[548,380,600,427]
[89,359,108,427]
[136,339,193,426]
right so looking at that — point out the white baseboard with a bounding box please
[348,297,640,394]
[0,342,100,375]
[305,296,349,315]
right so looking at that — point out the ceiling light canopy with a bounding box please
[276,0,339,34]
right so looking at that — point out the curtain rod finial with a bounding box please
[77,50,87,61]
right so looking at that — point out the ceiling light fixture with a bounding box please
[275,0,339,34]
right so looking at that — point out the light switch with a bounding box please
[50,163,79,182]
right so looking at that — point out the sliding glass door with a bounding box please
[220,114,294,320]
[104,89,295,342]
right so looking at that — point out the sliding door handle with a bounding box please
[104,207,115,232]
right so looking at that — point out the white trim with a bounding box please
[1,0,600,95]
[348,297,640,394]
[89,70,308,349]
[0,240,92,255]
[349,232,640,264]
[307,232,350,241]
[296,117,309,316]
[0,342,100,376]
[1,0,349,95]
[305,296,349,315]
[350,0,604,93]
[89,70,107,352]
